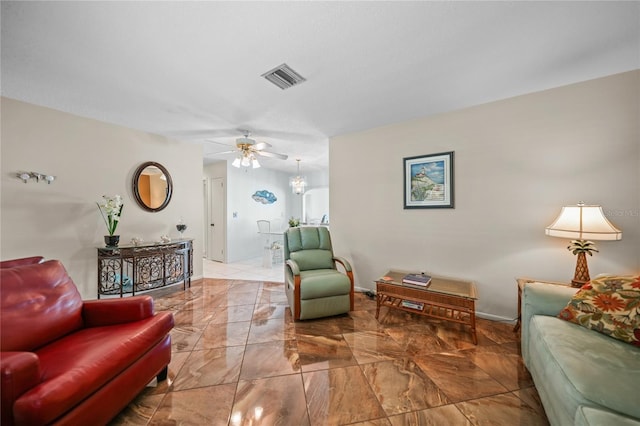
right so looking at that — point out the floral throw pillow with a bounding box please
[558,275,640,346]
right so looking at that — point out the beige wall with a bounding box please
[330,70,640,320]
[1,97,204,298]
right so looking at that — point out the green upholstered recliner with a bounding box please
[284,226,354,320]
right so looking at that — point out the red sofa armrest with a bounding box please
[1,352,41,426]
[83,296,155,327]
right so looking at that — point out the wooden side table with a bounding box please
[375,270,478,344]
[513,277,570,334]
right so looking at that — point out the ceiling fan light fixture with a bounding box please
[232,157,241,168]
[251,156,261,169]
[241,156,251,167]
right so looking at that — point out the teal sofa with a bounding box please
[283,226,354,320]
[521,282,640,426]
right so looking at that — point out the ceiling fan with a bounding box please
[211,130,288,168]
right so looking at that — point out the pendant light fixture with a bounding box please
[289,159,307,195]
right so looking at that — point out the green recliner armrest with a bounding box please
[285,259,300,276]
[332,256,352,272]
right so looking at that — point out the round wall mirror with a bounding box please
[132,162,173,212]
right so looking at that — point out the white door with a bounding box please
[202,179,208,258]
[208,178,225,262]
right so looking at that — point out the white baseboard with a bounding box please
[475,311,517,324]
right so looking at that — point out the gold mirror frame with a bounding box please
[132,162,173,212]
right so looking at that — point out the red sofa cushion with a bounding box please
[13,312,173,425]
[1,260,84,352]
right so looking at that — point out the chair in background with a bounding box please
[257,220,284,267]
[268,218,284,264]
[283,226,354,320]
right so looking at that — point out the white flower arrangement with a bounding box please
[97,195,123,236]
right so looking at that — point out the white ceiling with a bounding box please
[2,1,638,174]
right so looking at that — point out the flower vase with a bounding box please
[104,235,120,247]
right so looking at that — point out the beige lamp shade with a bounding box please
[545,203,621,241]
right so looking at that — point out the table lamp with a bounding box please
[545,202,622,287]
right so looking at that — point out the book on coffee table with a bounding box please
[402,273,432,287]
[401,300,425,310]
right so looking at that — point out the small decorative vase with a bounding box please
[104,235,120,247]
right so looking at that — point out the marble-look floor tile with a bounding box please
[208,304,255,324]
[256,287,288,305]
[149,384,236,425]
[388,404,472,426]
[375,307,422,326]
[170,325,203,353]
[172,308,214,327]
[362,358,450,415]
[247,317,296,343]
[195,320,250,349]
[385,324,453,355]
[172,347,244,391]
[110,393,164,425]
[349,418,392,426]
[252,303,287,321]
[330,310,387,333]
[143,351,190,395]
[304,365,386,426]
[418,320,493,349]
[108,270,549,426]
[476,318,519,344]
[216,290,259,307]
[414,352,509,402]
[343,330,406,364]
[514,387,548,418]
[364,358,449,414]
[228,282,262,293]
[294,318,346,336]
[455,393,549,426]
[240,340,300,379]
[296,333,357,372]
[231,374,310,426]
[460,343,533,391]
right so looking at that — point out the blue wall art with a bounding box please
[252,190,277,204]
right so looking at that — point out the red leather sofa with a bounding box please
[0,256,44,269]
[0,259,175,425]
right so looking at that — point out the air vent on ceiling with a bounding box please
[261,63,306,90]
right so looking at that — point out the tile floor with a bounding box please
[109,259,549,425]
[203,257,284,283]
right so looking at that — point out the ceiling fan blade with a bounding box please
[166,128,240,139]
[209,150,237,155]
[253,141,272,150]
[204,139,235,147]
[257,151,288,160]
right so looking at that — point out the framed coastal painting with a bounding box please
[403,151,454,209]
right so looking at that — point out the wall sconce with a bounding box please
[17,172,56,184]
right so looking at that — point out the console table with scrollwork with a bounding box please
[97,239,193,298]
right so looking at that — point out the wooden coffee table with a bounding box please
[375,270,478,344]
